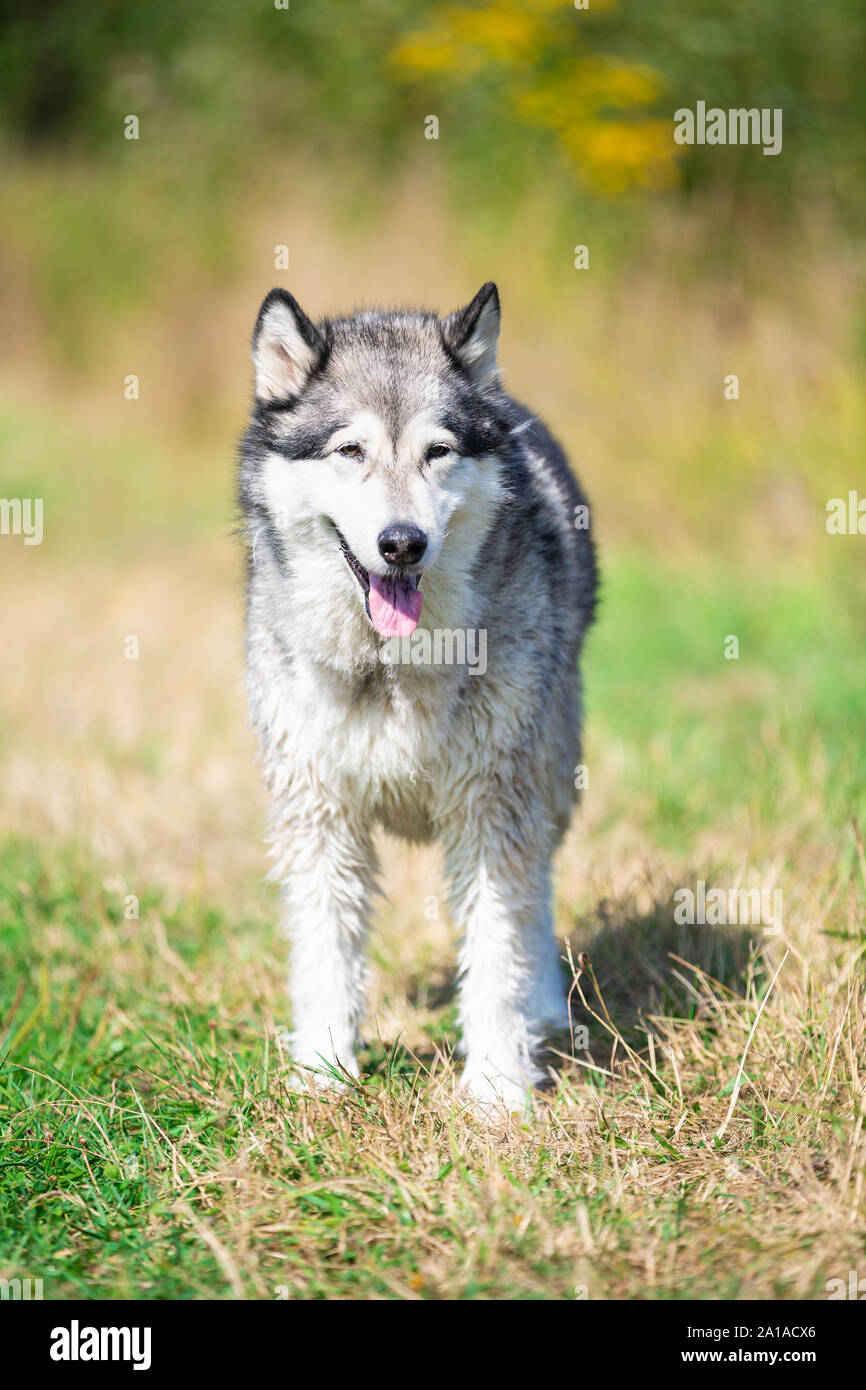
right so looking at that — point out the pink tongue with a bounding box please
[368,574,423,637]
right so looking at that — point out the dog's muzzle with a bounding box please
[335,527,423,638]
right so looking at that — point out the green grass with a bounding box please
[585,553,866,850]
[1,555,864,1299]
[2,23,865,1300]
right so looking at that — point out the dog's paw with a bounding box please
[460,1068,536,1118]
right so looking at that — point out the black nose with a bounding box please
[377,524,428,567]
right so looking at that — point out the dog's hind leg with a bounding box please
[269,787,378,1088]
[526,879,570,1033]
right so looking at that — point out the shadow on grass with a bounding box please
[548,881,764,1086]
[569,882,759,1016]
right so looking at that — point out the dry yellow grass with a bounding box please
[1,530,864,1298]
[1,172,864,1298]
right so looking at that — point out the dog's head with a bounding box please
[242,284,509,638]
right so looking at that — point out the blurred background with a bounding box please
[2,0,864,547]
[2,0,865,542]
[1,0,865,1300]
[2,0,865,907]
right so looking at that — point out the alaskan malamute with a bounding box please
[239,283,597,1109]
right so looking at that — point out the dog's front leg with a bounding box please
[270,788,378,1086]
[444,803,553,1111]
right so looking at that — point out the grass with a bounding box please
[1,161,864,1299]
[1,542,864,1299]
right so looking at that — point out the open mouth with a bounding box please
[335,528,424,638]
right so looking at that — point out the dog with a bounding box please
[238,282,597,1108]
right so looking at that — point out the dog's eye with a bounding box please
[426,443,451,461]
[337,442,364,459]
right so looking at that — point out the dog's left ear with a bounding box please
[442,282,500,384]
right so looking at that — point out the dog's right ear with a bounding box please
[252,289,327,402]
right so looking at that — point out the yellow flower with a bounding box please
[389,0,681,197]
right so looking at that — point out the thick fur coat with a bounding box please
[239,283,597,1108]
